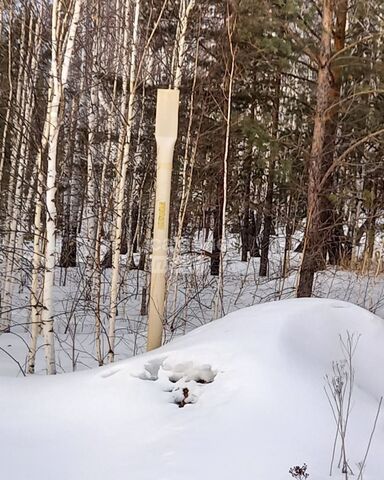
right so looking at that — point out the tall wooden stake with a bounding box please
[147,89,179,351]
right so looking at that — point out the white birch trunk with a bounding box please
[164,0,196,325]
[170,33,200,280]
[92,13,123,365]
[41,0,61,374]
[85,29,100,299]
[213,15,236,320]
[28,6,52,371]
[1,12,29,331]
[28,117,50,374]
[108,0,140,362]
[0,7,14,190]
[40,0,83,374]
[14,15,43,282]
[173,0,196,89]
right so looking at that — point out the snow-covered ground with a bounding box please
[1,298,383,479]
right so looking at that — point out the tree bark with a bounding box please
[297,0,334,297]
[108,0,140,362]
[240,155,251,262]
[259,75,281,277]
[320,0,348,266]
[40,0,83,374]
[211,191,223,276]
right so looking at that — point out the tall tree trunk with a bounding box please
[108,0,140,362]
[363,179,378,273]
[320,0,348,266]
[40,0,83,374]
[259,75,281,277]
[28,95,51,374]
[240,155,251,262]
[249,211,261,258]
[1,10,29,331]
[282,193,293,278]
[297,0,334,298]
[211,185,223,276]
[85,25,100,299]
[59,90,82,269]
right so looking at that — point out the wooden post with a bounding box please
[147,89,179,351]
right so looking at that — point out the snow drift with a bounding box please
[1,298,383,480]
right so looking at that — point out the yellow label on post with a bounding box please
[158,202,166,229]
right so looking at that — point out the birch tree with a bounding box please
[0,9,28,331]
[108,0,140,363]
[36,0,83,374]
[213,3,236,319]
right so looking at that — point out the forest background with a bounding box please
[1,0,384,374]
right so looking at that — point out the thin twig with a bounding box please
[357,396,383,480]
[0,346,26,376]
